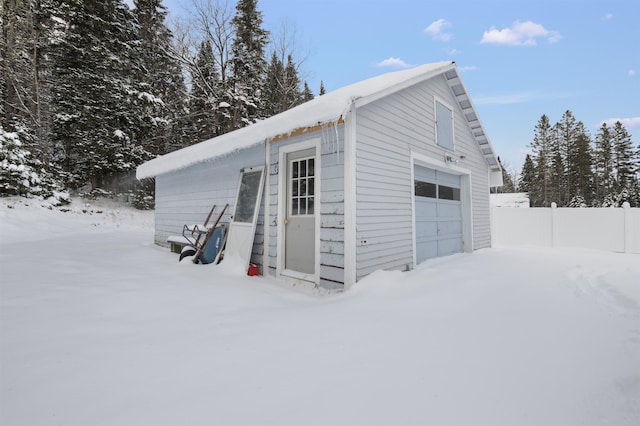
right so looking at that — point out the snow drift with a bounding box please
[1,197,639,426]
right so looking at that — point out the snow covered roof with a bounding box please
[137,61,500,179]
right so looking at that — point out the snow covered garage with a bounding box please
[136,61,502,289]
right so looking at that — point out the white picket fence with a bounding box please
[491,203,640,254]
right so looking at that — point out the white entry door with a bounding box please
[284,149,316,274]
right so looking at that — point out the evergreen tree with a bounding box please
[133,0,188,155]
[229,0,269,129]
[49,0,152,190]
[518,154,535,193]
[567,194,587,208]
[319,80,326,95]
[262,51,305,117]
[189,40,220,142]
[593,122,615,205]
[492,157,515,193]
[0,124,67,202]
[529,114,552,206]
[556,110,576,202]
[1,0,55,161]
[0,125,41,196]
[302,81,314,102]
[567,121,593,204]
[262,51,285,117]
[612,120,634,193]
[548,128,565,206]
[283,54,302,108]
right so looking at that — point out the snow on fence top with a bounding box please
[136,61,455,179]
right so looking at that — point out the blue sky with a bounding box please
[161,0,639,173]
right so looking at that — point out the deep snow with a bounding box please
[1,197,639,426]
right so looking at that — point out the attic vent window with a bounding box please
[435,100,454,151]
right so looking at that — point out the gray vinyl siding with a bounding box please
[154,143,266,268]
[267,126,345,287]
[354,74,491,280]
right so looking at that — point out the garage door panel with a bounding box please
[416,222,438,239]
[414,166,437,182]
[438,237,462,256]
[437,220,462,236]
[435,171,460,187]
[416,241,438,263]
[415,199,437,217]
[437,203,461,218]
[414,165,463,265]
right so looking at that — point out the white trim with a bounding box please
[410,158,418,269]
[411,151,474,268]
[343,102,357,288]
[276,138,321,285]
[264,139,271,276]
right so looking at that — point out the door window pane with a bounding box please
[439,185,460,201]
[290,157,316,216]
[415,181,437,198]
[234,170,262,223]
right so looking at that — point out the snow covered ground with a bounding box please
[1,197,639,426]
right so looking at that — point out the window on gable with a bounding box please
[436,100,454,150]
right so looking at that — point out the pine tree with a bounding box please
[49,0,152,190]
[229,0,269,129]
[0,124,66,201]
[518,154,535,193]
[0,125,41,196]
[492,157,515,193]
[262,51,285,118]
[556,110,576,203]
[612,120,634,194]
[319,80,326,96]
[262,51,305,117]
[133,0,188,155]
[548,128,565,205]
[593,122,615,205]
[302,81,314,102]
[189,40,220,142]
[567,121,593,204]
[283,54,303,108]
[529,114,553,206]
[1,0,55,161]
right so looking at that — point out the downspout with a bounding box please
[343,99,357,289]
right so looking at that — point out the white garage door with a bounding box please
[414,166,462,264]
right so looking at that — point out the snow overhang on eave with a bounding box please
[354,61,456,109]
[443,67,502,177]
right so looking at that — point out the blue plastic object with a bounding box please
[200,225,226,264]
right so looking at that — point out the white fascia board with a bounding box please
[444,67,502,171]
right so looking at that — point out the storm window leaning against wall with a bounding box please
[435,100,454,150]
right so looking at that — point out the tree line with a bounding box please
[497,110,639,207]
[1,0,319,204]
